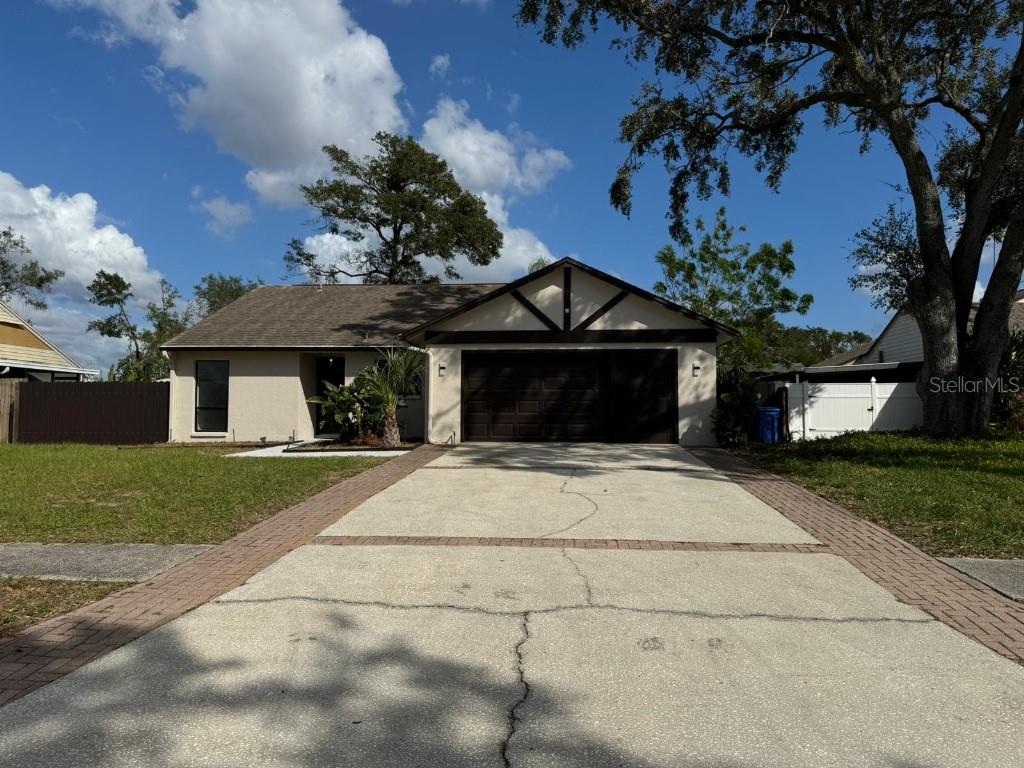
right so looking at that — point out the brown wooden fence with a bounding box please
[14,382,169,445]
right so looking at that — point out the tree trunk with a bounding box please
[383,408,401,448]
[914,300,1006,437]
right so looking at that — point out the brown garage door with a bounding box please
[462,350,677,443]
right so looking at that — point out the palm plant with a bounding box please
[354,347,426,447]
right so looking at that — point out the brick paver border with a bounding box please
[691,448,1024,665]
[0,445,445,707]
[313,535,826,553]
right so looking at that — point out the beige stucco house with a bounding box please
[162,258,737,445]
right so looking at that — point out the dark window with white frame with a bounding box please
[195,360,229,432]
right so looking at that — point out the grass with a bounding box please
[740,431,1024,559]
[0,444,387,545]
[0,577,128,638]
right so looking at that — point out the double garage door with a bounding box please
[462,350,678,444]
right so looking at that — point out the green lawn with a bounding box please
[0,445,387,544]
[741,432,1024,559]
[1,577,128,638]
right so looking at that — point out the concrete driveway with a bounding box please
[322,444,817,543]
[1,444,1022,767]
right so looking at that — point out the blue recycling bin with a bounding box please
[756,407,782,445]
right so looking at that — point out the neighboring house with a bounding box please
[763,290,1024,439]
[855,290,1024,367]
[161,257,738,445]
[0,300,98,382]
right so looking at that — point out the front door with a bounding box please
[315,356,346,434]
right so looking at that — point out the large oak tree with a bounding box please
[287,132,503,284]
[518,0,1024,435]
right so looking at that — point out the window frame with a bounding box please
[194,360,229,433]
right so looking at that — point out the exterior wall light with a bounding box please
[692,362,702,377]
[438,363,447,378]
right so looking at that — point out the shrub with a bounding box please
[307,381,368,440]
[711,368,762,447]
[993,328,1024,430]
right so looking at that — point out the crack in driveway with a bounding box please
[502,612,531,768]
[213,596,933,626]
[560,548,594,606]
[539,470,602,538]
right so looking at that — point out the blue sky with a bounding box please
[1,0,937,368]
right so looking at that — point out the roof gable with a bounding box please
[0,300,87,373]
[403,257,738,342]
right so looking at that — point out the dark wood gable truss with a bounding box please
[423,265,718,344]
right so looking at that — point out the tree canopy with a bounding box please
[848,204,924,313]
[518,1,1024,434]
[84,271,266,381]
[654,207,813,369]
[0,226,63,310]
[87,270,186,382]
[771,325,872,367]
[286,132,503,284]
[189,273,262,321]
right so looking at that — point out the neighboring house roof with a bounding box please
[162,283,503,349]
[822,290,1024,369]
[402,257,741,342]
[815,341,874,368]
[0,300,95,375]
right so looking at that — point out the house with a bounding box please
[161,257,738,445]
[0,300,98,382]
[853,290,1024,367]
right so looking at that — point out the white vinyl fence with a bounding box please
[784,379,923,440]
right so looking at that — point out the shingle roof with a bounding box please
[163,283,503,349]
[815,341,874,367]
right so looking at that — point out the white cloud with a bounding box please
[55,1,570,286]
[429,53,450,80]
[60,0,406,206]
[297,232,376,284]
[53,0,180,43]
[420,100,570,281]
[0,170,165,369]
[192,192,253,238]
[505,92,521,113]
[422,97,570,197]
[0,171,162,305]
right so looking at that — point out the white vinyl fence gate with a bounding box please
[784,379,923,440]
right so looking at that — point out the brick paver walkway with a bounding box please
[0,446,445,707]
[692,448,1024,665]
[314,535,825,552]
